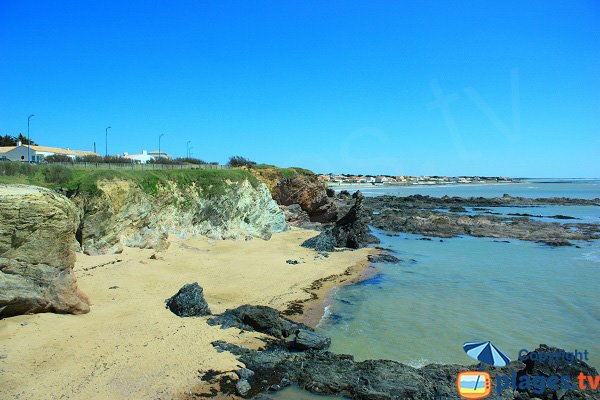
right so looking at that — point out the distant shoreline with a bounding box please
[328,181,522,190]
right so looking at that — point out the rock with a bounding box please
[0,185,90,317]
[108,286,119,290]
[208,342,598,400]
[301,232,337,252]
[330,191,379,249]
[236,368,255,380]
[165,282,211,317]
[286,329,331,351]
[541,239,572,247]
[235,379,251,396]
[207,305,310,339]
[448,206,467,212]
[77,179,286,255]
[280,204,311,227]
[286,259,299,265]
[325,188,336,198]
[365,195,599,244]
[272,174,337,223]
[368,253,401,263]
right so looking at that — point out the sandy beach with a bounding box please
[0,228,372,400]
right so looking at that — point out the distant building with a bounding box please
[123,150,172,163]
[0,141,97,162]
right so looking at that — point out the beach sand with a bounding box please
[0,228,372,400]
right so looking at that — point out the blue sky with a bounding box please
[1,1,598,177]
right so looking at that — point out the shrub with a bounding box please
[43,164,73,185]
[227,156,256,168]
[174,157,208,165]
[0,161,35,176]
[45,154,73,163]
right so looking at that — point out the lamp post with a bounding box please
[159,133,165,158]
[27,114,35,163]
[105,126,111,157]
[186,140,191,158]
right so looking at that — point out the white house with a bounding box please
[123,150,172,163]
[0,141,97,162]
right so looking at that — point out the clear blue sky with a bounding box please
[1,1,598,177]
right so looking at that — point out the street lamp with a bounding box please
[27,114,35,163]
[159,134,165,158]
[105,126,111,157]
[186,140,191,158]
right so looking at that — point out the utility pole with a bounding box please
[105,126,111,157]
[186,140,191,158]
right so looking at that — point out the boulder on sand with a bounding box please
[165,282,211,317]
[0,185,90,317]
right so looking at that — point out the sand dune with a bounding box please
[0,228,372,399]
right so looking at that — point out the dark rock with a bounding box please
[368,253,401,263]
[207,305,310,339]
[541,239,572,247]
[108,286,119,290]
[365,196,599,244]
[301,232,337,252]
[286,259,300,265]
[337,190,351,199]
[236,368,255,380]
[286,328,331,351]
[325,188,336,198]
[331,191,379,249]
[448,206,467,212]
[207,342,598,400]
[236,379,251,396]
[149,254,158,260]
[165,282,211,317]
[280,204,311,227]
[550,214,578,220]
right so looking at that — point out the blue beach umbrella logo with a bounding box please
[463,341,511,367]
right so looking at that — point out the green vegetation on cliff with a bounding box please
[0,163,259,197]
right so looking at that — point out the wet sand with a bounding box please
[0,228,372,400]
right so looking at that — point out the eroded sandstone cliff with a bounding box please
[0,185,90,317]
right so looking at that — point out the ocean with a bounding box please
[268,180,600,399]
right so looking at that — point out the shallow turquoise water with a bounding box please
[318,232,600,368]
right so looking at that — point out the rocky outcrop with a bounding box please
[279,204,312,228]
[0,185,90,317]
[302,191,379,250]
[364,195,600,245]
[366,194,600,209]
[271,174,337,223]
[76,179,286,255]
[165,282,211,317]
[207,305,331,351]
[330,192,378,248]
[208,342,598,399]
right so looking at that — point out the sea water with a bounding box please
[270,181,600,399]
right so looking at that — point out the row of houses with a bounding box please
[318,174,513,185]
[0,141,171,163]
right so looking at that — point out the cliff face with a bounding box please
[76,179,287,255]
[252,169,337,223]
[0,185,90,317]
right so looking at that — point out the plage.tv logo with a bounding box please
[456,371,491,399]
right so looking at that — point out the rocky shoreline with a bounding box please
[352,193,600,246]
[197,305,598,400]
